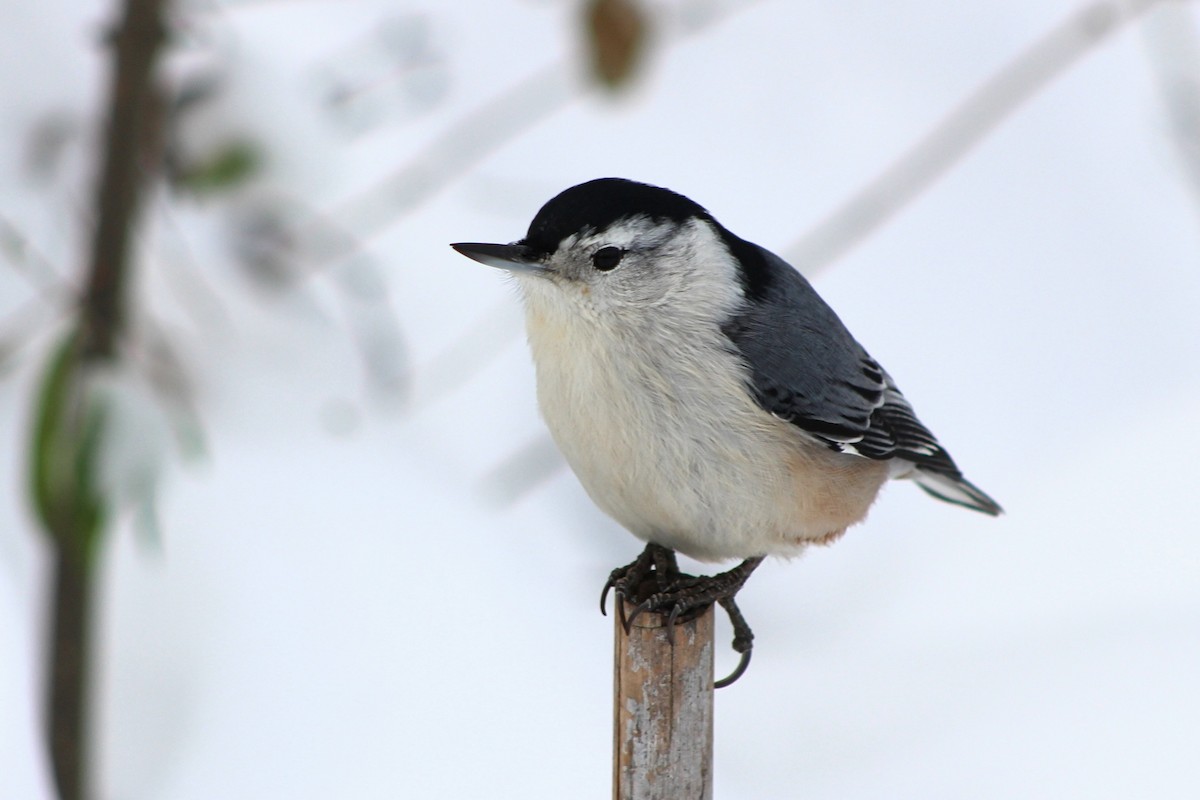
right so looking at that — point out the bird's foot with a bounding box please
[608,551,765,687]
[624,556,762,642]
[601,543,681,630]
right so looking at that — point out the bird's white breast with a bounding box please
[519,274,888,562]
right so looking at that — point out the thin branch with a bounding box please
[46,2,169,800]
[784,0,1173,275]
[476,434,563,507]
[0,213,74,300]
[0,296,72,376]
[302,62,575,267]
[0,214,77,372]
[1140,2,1200,214]
[80,0,168,360]
[299,0,767,269]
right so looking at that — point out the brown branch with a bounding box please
[80,0,168,360]
[47,2,169,799]
[46,549,95,800]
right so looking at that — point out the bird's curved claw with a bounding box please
[601,575,633,631]
[714,648,752,689]
[601,579,630,631]
[624,596,654,635]
[625,593,698,645]
[603,543,678,628]
[600,577,615,617]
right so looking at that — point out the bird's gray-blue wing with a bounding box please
[721,245,960,474]
[721,243,1001,515]
[715,244,998,515]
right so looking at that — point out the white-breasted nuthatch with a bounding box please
[452,178,1000,685]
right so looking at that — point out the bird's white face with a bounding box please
[514,215,747,328]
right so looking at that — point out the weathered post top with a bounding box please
[613,602,715,800]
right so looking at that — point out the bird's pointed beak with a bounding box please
[450,242,547,274]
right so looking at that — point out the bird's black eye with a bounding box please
[591,246,624,272]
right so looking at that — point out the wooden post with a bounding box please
[613,601,714,800]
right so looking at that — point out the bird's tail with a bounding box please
[914,469,1003,516]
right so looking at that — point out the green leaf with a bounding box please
[29,331,108,568]
[176,140,261,195]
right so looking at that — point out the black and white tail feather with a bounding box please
[720,238,1003,517]
[864,380,1001,515]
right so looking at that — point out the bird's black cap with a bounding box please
[522,178,710,254]
[519,177,775,301]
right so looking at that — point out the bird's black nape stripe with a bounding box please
[524,178,707,255]
[715,225,773,302]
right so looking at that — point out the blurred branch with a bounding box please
[42,1,169,799]
[477,434,565,508]
[305,62,574,266]
[0,297,71,377]
[299,0,764,269]
[47,544,95,800]
[0,215,76,373]
[0,213,74,300]
[412,297,522,412]
[1140,2,1200,213]
[784,0,1177,274]
[81,0,168,360]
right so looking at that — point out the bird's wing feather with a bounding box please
[721,245,964,478]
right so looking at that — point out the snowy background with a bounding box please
[2,1,1199,798]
